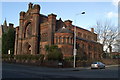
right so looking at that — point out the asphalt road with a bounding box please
[2,62,120,80]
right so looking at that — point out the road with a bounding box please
[2,62,119,80]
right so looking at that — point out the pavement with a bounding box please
[59,65,119,71]
[105,65,119,67]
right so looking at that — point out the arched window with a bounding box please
[89,53,92,59]
[71,37,73,44]
[82,44,85,49]
[94,54,96,59]
[88,53,90,59]
[78,32,82,37]
[24,22,32,38]
[60,37,62,44]
[63,37,66,44]
[76,43,80,49]
[69,37,71,44]
[24,42,31,54]
[56,36,58,44]
[67,37,69,44]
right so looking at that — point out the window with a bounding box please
[60,37,62,44]
[56,37,58,44]
[83,34,86,39]
[82,44,85,49]
[67,37,69,44]
[78,32,82,37]
[69,37,71,44]
[94,46,97,51]
[88,35,90,39]
[63,37,66,44]
[94,54,96,58]
[88,45,92,50]
[41,32,48,42]
[71,38,73,44]
[76,43,80,49]
[25,23,32,38]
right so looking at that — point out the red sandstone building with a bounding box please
[14,3,103,60]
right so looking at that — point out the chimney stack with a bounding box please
[64,20,72,27]
[91,28,94,33]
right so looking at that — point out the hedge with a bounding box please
[2,54,44,61]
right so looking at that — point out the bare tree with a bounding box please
[114,25,120,52]
[113,38,120,52]
[94,20,119,53]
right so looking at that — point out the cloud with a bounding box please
[112,0,120,7]
[107,12,118,18]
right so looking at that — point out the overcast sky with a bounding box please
[0,1,119,30]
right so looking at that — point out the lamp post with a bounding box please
[73,11,85,68]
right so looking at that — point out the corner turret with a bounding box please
[20,11,25,19]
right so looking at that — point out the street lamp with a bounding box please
[73,11,85,68]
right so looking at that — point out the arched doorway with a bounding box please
[28,44,31,54]
[23,42,32,54]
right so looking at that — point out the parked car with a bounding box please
[91,62,105,69]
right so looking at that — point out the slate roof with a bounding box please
[40,14,48,18]
[76,37,99,44]
[56,27,73,33]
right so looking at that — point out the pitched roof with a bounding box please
[76,37,100,44]
[56,26,73,33]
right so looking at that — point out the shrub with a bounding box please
[14,54,44,61]
[45,45,63,61]
[47,49,63,61]
[64,56,74,61]
[2,54,14,60]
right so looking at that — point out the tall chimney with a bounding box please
[64,20,72,27]
[91,28,94,33]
